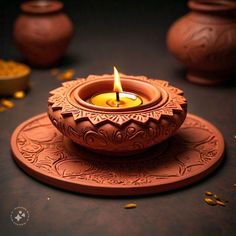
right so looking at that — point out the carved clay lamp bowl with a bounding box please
[48,73,187,156]
[48,74,187,155]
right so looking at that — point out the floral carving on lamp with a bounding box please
[48,74,187,155]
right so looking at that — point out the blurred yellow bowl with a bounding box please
[0,62,30,96]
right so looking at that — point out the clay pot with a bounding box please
[48,74,187,156]
[167,0,236,85]
[13,0,74,67]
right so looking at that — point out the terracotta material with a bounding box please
[48,74,187,155]
[11,113,224,196]
[13,0,74,67]
[167,0,236,85]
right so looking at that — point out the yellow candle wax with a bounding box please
[90,91,143,108]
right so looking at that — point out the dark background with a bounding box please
[0,0,236,235]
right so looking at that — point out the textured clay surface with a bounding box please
[167,0,236,85]
[11,113,224,196]
[48,75,187,155]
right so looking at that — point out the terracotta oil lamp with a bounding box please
[48,68,187,156]
[11,68,225,195]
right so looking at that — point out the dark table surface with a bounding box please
[1,1,236,235]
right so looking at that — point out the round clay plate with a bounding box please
[11,113,224,196]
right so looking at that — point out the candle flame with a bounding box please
[113,66,123,93]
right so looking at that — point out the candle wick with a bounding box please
[116,92,120,102]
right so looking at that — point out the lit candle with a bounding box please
[90,67,143,108]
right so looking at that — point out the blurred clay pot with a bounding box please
[13,0,74,67]
[167,0,236,85]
